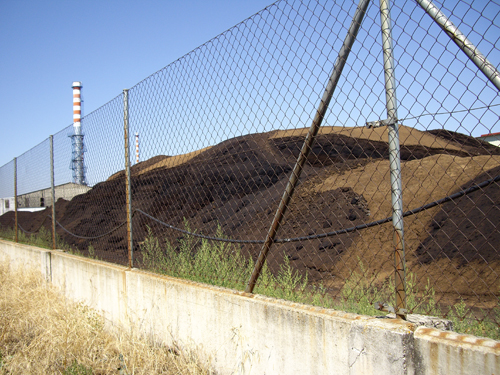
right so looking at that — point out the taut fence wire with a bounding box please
[1,0,500,335]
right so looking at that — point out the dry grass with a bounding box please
[0,261,214,375]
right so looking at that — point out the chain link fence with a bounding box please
[1,0,500,337]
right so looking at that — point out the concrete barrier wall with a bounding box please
[0,239,499,374]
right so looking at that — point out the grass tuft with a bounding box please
[0,225,72,251]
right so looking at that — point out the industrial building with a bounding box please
[478,132,500,147]
[0,183,91,216]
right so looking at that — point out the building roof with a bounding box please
[480,132,500,137]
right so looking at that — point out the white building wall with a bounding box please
[0,183,90,215]
[17,183,90,209]
[479,133,500,147]
[0,197,15,216]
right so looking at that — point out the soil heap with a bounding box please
[2,125,499,308]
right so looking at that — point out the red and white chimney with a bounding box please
[71,81,85,185]
[135,133,140,164]
[72,82,82,129]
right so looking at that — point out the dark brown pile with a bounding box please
[2,126,499,305]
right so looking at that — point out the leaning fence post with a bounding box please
[14,157,18,243]
[415,0,500,92]
[123,89,133,268]
[245,0,370,294]
[380,0,406,319]
[50,135,57,250]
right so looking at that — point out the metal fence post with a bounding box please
[380,0,406,318]
[50,135,56,250]
[245,0,371,294]
[123,89,133,268]
[14,157,18,243]
[415,0,500,92]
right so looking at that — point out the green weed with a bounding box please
[87,244,96,259]
[338,261,390,316]
[0,225,72,251]
[63,360,93,375]
[140,225,500,340]
[446,298,500,340]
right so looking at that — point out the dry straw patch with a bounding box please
[0,261,213,375]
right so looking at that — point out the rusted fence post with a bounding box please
[245,0,371,294]
[14,157,18,243]
[123,89,133,268]
[50,135,57,250]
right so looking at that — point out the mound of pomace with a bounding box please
[1,126,499,306]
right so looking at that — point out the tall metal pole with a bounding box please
[380,0,406,318]
[14,157,18,243]
[50,135,57,250]
[245,0,371,294]
[123,89,133,268]
[415,0,500,92]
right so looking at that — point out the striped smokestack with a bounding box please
[72,82,82,127]
[71,81,86,185]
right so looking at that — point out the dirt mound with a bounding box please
[2,125,499,306]
[416,164,500,266]
[428,129,500,155]
[0,198,70,234]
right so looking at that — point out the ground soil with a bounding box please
[2,126,500,313]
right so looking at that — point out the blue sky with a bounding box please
[0,0,274,168]
[1,0,499,196]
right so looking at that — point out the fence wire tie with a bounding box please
[374,302,408,316]
[366,117,398,128]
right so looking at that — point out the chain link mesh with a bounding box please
[0,0,499,336]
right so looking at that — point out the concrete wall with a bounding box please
[0,239,499,375]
